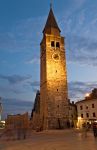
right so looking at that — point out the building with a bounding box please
[5,112,29,130]
[69,102,77,128]
[5,112,29,139]
[76,88,97,128]
[32,5,70,130]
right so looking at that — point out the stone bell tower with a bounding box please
[40,6,69,129]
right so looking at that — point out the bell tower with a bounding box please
[40,6,69,129]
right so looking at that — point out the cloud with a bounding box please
[0,85,25,95]
[1,80,97,119]
[66,35,97,66]
[25,57,40,64]
[68,81,97,101]
[73,0,86,9]
[0,2,97,67]
[28,81,40,87]
[0,17,44,53]
[0,75,39,101]
[0,74,32,84]
[58,1,97,67]
[27,81,40,93]
[1,98,33,119]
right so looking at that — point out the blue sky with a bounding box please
[0,0,97,119]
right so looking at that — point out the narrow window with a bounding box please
[51,41,55,47]
[81,114,83,118]
[56,42,60,48]
[80,105,83,110]
[57,89,58,92]
[56,70,57,73]
[86,106,88,109]
[86,113,89,118]
[92,104,94,108]
[93,112,96,117]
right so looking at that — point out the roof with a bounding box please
[43,8,61,33]
[75,98,97,104]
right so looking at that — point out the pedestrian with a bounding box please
[82,123,87,137]
[93,122,97,137]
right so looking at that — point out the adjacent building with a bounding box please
[76,88,97,128]
[5,112,29,130]
[69,102,77,128]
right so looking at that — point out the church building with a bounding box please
[31,5,70,130]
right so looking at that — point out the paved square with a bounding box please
[0,129,97,150]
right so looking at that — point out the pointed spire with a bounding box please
[43,6,61,34]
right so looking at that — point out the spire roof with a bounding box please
[43,7,61,33]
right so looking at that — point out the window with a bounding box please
[81,114,83,118]
[57,89,58,92]
[56,42,60,48]
[86,113,89,118]
[80,105,83,110]
[51,41,55,47]
[92,104,94,108]
[86,106,88,109]
[93,112,96,117]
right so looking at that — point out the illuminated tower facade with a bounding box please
[40,7,69,129]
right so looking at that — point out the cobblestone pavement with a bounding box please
[0,129,97,150]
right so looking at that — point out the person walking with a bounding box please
[93,122,97,137]
[82,123,88,137]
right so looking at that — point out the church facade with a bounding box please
[32,6,71,130]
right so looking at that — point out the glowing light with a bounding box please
[78,117,81,120]
[1,120,5,124]
[85,93,90,97]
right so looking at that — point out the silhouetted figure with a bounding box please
[93,122,97,137]
[67,120,70,128]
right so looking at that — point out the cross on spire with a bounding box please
[43,1,61,34]
[50,0,53,9]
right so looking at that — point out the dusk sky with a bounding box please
[0,0,97,119]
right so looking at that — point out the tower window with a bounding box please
[51,41,55,47]
[81,114,83,118]
[56,70,57,73]
[56,42,60,48]
[57,89,58,91]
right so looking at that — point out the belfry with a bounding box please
[31,5,70,130]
